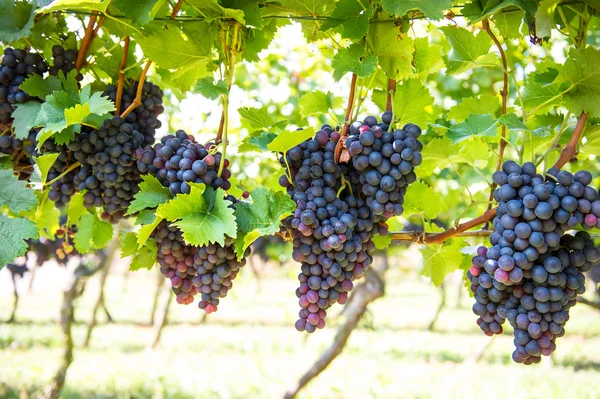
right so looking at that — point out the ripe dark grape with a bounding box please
[49,45,82,81]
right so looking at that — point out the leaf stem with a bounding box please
[171,0,185,19]
[334,73,357,163]
[552,111,588,169]
[120,60,153,119]
[44,161,81,187]
[75,12,98,71]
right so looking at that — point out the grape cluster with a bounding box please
[154,221,199,305]
[103,81,164,146]
[76,116,146,221]
[49,45,82,81]
[0,48,48,123]
[0,129,37,179]
[468,160,600,364]
[136,129,231,195]
[43,140,80,207]
[192,238,250,313]
[280,126,378,332]
[345,112,422,218]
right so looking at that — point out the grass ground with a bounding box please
[1,255,599,399]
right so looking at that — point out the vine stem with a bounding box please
[552,111,588,169]
[120,60,153,119]
[218,22,240,177]
[171,0,184,19]
[392,208,497,244]
[114,37,130,116]
[482,19,508,228]
[386,79,396,113]
[91,15,105,38]
[44,161,81,187]
[334,73,357,163]
[75,12,99,71]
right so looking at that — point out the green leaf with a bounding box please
[239,131,277,152]
[403,181,443,220]
[454,139,492,167]
[0,154,11,170]
[441,26,494,74]
[136,24,215,70]
[135,209,157,225]
[332,43,378,81]
[73,212,114,253]
[367,22,413,80]
[492,8,524,39]
[67,192,87,225]
[120,231,139,258]
[0,169,38,214]
[239,107,279,130]
[20,74,61,99]
[156,185,236,247]
[462,0,538,24]
[120,231,157,270]
[22,190,60,239]
[12,102,42,140]
[33,153,59,186]
[447,114,498,144]
[421,240,466,286]
[244,19,279,62]
[221,0,263,27]
[382,0,452,19]
[38,0,111,13]
[413,37,445,77]
[64,102,91,127]
[521,75,565,115]
[267,127,315,154]
[137,214,163,248]
[563,47,600,117]
[185,0,246,23]
[127,174,171,215]
[389,79,436,127]
[112,0,165,25]
[534,0,558,38]
[320,0,372,40]
[0,214,39,269]
[233,188,295,259]
[447,95,501,122]
[298,90,341,118]
[194,77,229,100]
[372,217,403,250]
[0,0,35,42]
[498,113,528,130]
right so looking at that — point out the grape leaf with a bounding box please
[119,231,157,271]
[0,154,11,170]
[33,153,59,186]
[447,95,500,123]
[403,181,443,220]
[137,214,163,248]
[521,75,566,115]
[221,0,263,27]
[136,24,215,70]
[0,214,39,269]
[462,0,538,24]
[194,77,228,100]
[233,188,295,259]
[67,192,87,225]
[388,79,436,127]
[239,131,277,152]
[244,19,279,62]
[127,174,171,215]
[382,0,452,19]
[447,114,498,144]
[441,26,494,74]
[0,0,35,42]
[20,74,62,99]
[185,0,246,23]
[39,0,111,13]
[414,38,445,78]
[421,240,466,286]
[332,43,378,81]
[454,138,492,168]
[367,22,413,80]
[372,217,403,250]
[21,190,60,239]
[73,212,114,253]
[563,47,600,117]
[135,209,156,225]
[156,185,236,246]
[112,0,166,26]
[534,0,557,38]
[298,90,341,118]
[12,101,42,140]
[0,169,38,214]
[320,0,372,40]
[498,113,528,130]
[238,107,286,131]
[492,8,524,39]
[267,127,315,154]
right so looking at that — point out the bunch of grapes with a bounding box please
[468,160,600,364]
[75,116,146,221]
[192,238,250,313]
[49,45,82,81]
[103,81,164,146]
[136,129,231,195]
[154,221,199,305]
[280,126,378,332]
[0,129,37,179]
[345,112,422,218]
[0,48,48,123]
